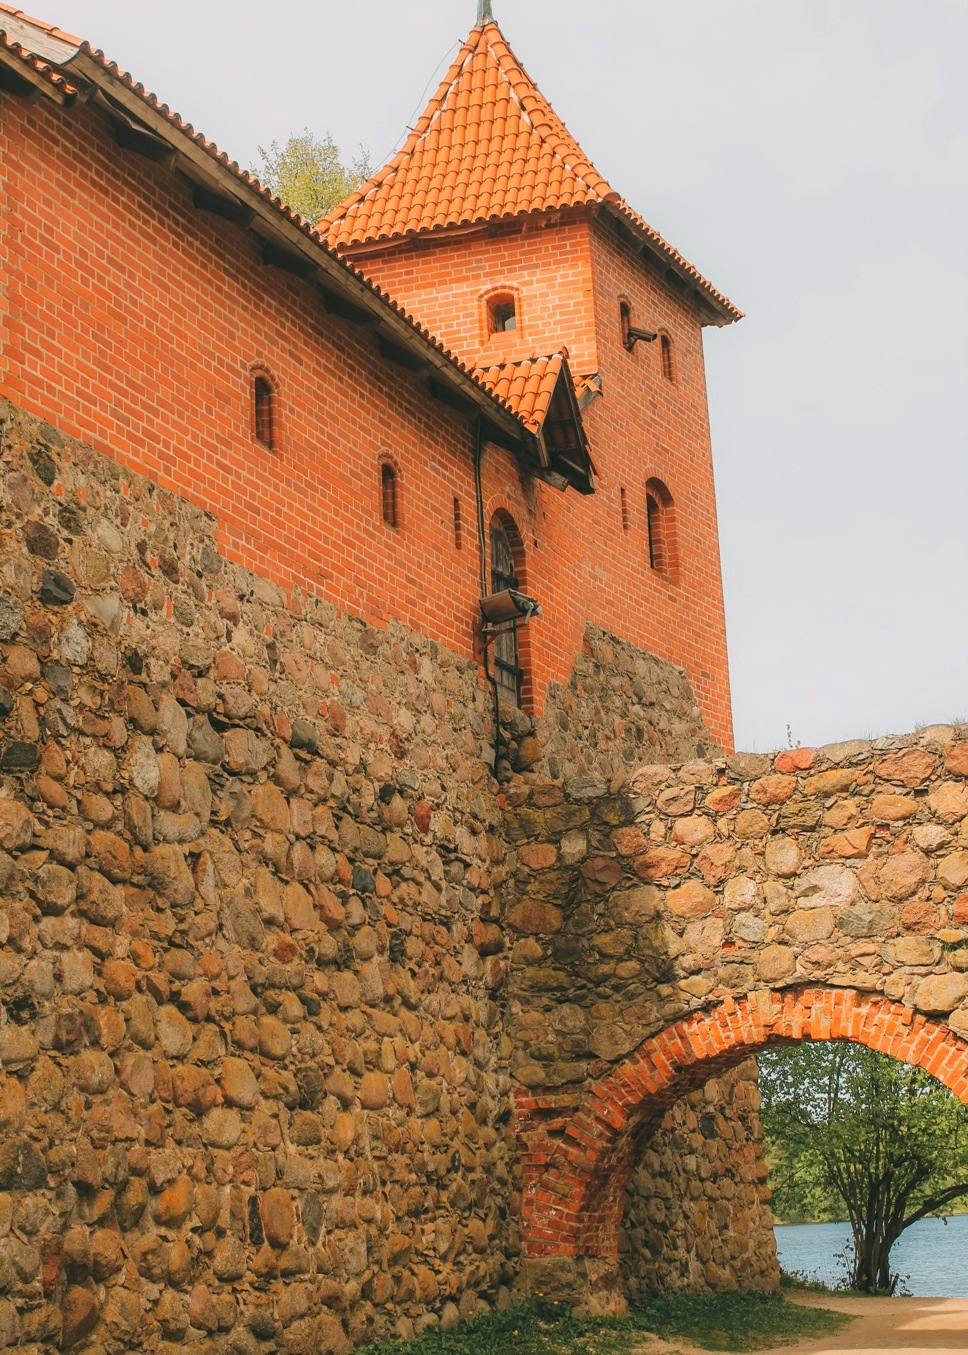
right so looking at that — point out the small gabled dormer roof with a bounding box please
[474,352,596,495]
[322,18,742,326]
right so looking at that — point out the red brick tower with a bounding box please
[323,10,741,749]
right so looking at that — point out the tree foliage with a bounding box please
[253,130,372,225]
[759,1041,968,1293]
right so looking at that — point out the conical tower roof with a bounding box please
[321,20,740,324]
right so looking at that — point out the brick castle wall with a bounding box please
[340,216,734,752]
[0,90,730,746]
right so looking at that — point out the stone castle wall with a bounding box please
[511,724,968,1296]
[0,399,774,1352]
[620,1061,775,1302]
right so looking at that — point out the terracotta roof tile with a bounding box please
[473,353,572,435]
[474,352,596,494]
[0,26,77,95]
[0,1,79,60]
[0,1,78,43]
[323,21,741,323]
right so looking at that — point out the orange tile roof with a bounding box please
[0,1,78,94]
[474,352,596,494]
[0,26,76,95]
[473,353,567,435]
[323,21,741,324]
[0,1,78,44]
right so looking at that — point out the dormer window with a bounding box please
[488,293,517,334]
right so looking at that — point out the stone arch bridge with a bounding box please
[505,732,968,1309]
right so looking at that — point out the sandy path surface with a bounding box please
[753,1295,968,1354]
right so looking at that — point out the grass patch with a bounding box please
[356,1292,853,1355]
[628,1292,851,1350]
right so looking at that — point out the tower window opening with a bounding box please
[253,375,274,449]
[646,477,677,579]
[660,333,675,382]
[453,497,463,550]
[620,487,630,532]
[381,462,399,529]
[620,301,632,350]
[490,516,525,708]
[488,293,517,334]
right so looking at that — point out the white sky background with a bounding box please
[47,0,968,753]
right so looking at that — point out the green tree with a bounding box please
[759,1042,968,1293]
[253,130,372,224]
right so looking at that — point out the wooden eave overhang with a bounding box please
[0,29,76,102]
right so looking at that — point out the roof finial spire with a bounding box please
[476,0,494,25]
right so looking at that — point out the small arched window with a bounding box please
[380,462,399,529]
[660,333,675,383]
[646,478,677,579]
[489,514,526,708]
[253,375,275,449]
[620,301,632,351]
[487,292,517,334]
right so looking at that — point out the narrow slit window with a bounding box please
[254,376,274,449]
[620,301,632,350]
[646,477,677,579]
[620,487,630,532]
[647,492,662,570]
[660,334,675,383]
[453,497,463,550]
[381,463,399,529]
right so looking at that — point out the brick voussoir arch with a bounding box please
[519,986,968,1259]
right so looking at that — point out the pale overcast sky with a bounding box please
[46,0,968,752]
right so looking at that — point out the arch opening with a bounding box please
[515,988,968,1309]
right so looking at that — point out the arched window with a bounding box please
[253,374,275,449]
[660,333,675,383]
[380,462,399,529]
[645,478,677,579]
[487,292,517,334]
[489,514,525,707]
[619,301,632,351]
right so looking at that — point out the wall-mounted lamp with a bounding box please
[480,589,542,627]
[625,326,658,353]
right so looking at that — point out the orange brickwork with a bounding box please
[342,214,734,744]
[515,988,968,1260]
[0,5,736,747]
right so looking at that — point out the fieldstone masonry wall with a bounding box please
[0,399,771,1352]
[511,732,968,1309]
[0,399,513,1354]
[619,1059,775,1303]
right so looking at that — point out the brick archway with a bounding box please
[517,987,968,1269]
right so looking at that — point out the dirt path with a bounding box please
[754,1295,968,1354]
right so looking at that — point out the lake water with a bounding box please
[775,1216,968,1298]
